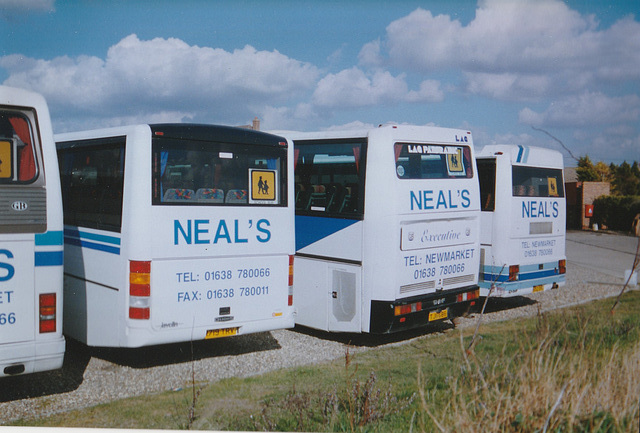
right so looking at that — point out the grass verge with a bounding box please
[12,290,640,432]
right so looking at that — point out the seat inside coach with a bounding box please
[163,188,195,201]
[195,188,224,202]
[295,182,357,215]
[225,189,248,203]
[162,187,249,204]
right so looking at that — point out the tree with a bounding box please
[611,161,640,196]
[576,156,599,181]
[594,161,611,182]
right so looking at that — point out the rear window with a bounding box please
[512,166,564,198]
[152,138,287,206]
[0,110,39,183]
[394,143,473,179]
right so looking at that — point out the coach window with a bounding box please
[0,111,38,183]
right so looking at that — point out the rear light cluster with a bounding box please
[39,293,57,333]
[394,301,423,317]
[508,265,520,281]
[558,259,566,274]
[288,255,294,306]
[456,289,479,303]
[129,260,151,320]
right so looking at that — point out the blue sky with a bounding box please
[1,0,638,166]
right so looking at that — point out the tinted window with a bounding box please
[394,143,473,179]
[0,110,38,183]
[152,138,287,206]
[477,159,496,211]
[293,139,366,217]
[58,138,125,232]
[512,166,564,198]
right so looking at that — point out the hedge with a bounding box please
[592,195,640,232]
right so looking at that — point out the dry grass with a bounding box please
[12,292,640,432]
[419,311,640,432]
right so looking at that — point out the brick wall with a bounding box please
[582,182,611,229]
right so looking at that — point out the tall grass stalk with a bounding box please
[419,312,640,432]
[255,346,415,432]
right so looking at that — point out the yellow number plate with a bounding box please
[428,309,448,322]
[205,327,238,339]
[533,285,544,293]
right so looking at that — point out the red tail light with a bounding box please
[288,255,294,306]
[129,260,151,320]
[558,259,566,274]
[508,265,519,281]
[39,293,57,333]
[394,301,422,316]
[457,289,480,303]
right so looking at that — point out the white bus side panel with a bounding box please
[295,218,363,262]
[63,227,124,346]
[294,217,364,332]
[0,238,35,344]
[294,257,363,333]
[1,86,65,376]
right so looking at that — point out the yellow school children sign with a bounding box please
[548,177,559,197]
[250,169,277,202]
[446,147,465,176]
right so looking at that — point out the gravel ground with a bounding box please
[1,252,637,424]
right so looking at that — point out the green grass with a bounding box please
[12,290,640,432]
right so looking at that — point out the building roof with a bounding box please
[564,166,578,183]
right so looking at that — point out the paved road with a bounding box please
[566,230,639,281]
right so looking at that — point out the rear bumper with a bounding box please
[369,285,479,334]
[119,313,295,348]
[0,337,65,377]
[479,274,566,297]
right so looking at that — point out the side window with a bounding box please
[58,140,125,232]
[394,144,473,179]
[0,110,38,183]
[477,159,496,211]
[293,139,365,217]
[512,166,564,198]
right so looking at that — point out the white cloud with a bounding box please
[1,54,110,110]
[0,0,53,12]
[380,8,463,71]
[0,0,54,20]
[357,39,382,67]
[490,132,537,147]
[260,103,325,131]
[365,0,640,100]
[104,35,318,103]
[572,129,640,163]
[324,120,379,131]
[465,72,552,101]
[1,34,319,129]
[313,68,405,107]
[406,79,445,103]
[312,67,443,109]
[54,111,196,133]
[519,92,640,128]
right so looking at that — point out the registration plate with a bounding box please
[533,285,544,293]
[428,309,448,322]
[205,327,238,339]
